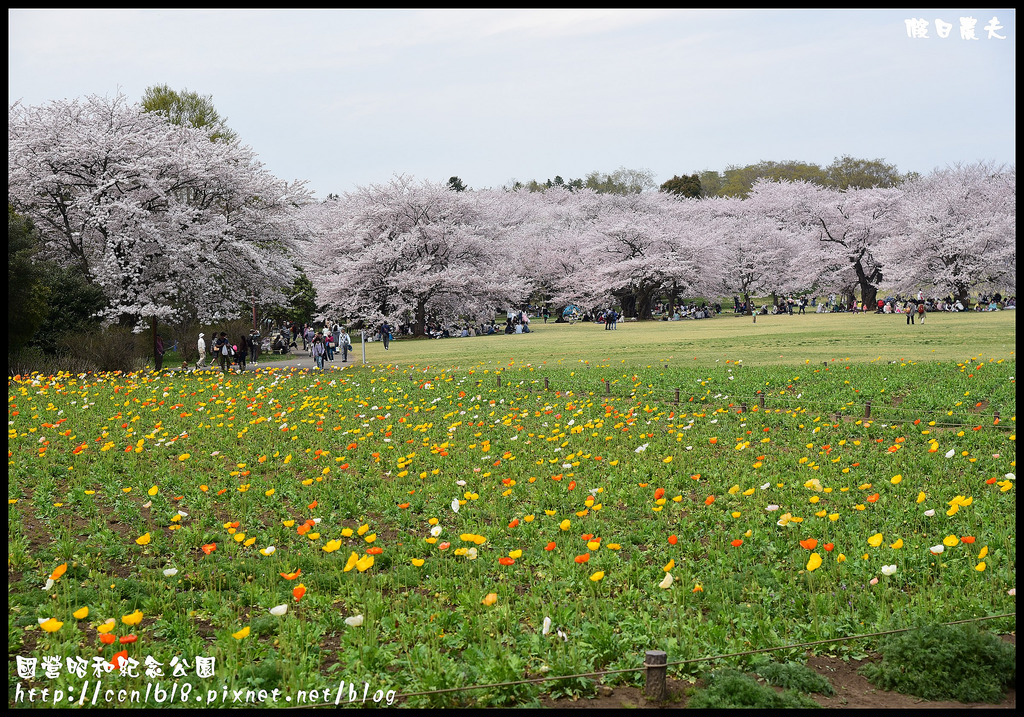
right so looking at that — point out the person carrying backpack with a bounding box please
[214,332,231,372]
[311,332,327,369]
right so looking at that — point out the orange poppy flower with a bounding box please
[866,493,880,503]
[297,522,312,536]
[580,533,594,541]
[960,536,976,544]
[366,546,383,555]
[99,633,116,645]
[731,539,743,547]
[567,480,576,491]
[438,542,450,550]
[110,650,128,670]
[217,489,228,495]
[823,543,835,552]
[308,501,318,510]
[201,543,217,555]
[545,542,556,551]
[119,634,138,644]
[654,488,666,500]
[508,518,519,528]
[279,569,301,580]
[293,584,307,601]
[986,477,998,484]
[704,495,715,506]
[398,503,410,509]
[799,538,818,550]
[574,553,590,564]
[50,563,68,581]
[498,557,515,566]
[668,534,678,545]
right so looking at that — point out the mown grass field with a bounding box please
[8,311,1015,707]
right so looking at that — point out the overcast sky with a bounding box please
[8,8,1016,199]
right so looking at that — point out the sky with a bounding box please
[8,9,1016,199]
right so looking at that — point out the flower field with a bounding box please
[7,356,1016,706]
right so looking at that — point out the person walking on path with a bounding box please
[905,301,915,325]
[235,334,248,371]
[380,321,391,350]
[917,302,926,324]
[249,329,261,365]
[215,332,231,372]
[311,332,327,369]
[196,332,207,370]
[340,328,352,362]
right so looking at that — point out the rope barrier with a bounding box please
[284,612,1014,707]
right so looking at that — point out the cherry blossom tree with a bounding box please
[881,162,1015,305]
[305,175,528,334]
[8,93,312,330]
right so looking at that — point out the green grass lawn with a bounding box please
[365,311,1016,368]
[7,310,1015,708]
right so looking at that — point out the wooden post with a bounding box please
[645,650,667,701]
[544,377,549,390]
[865,400,871,419]
[994,410,1000,424]
[759,394,765,409]
[740,402,747,414]
[674,388,679,404]
[605,379,611,396]
[497,375,501,388]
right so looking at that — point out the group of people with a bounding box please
[196,329,264,372]
[309,323,354,369]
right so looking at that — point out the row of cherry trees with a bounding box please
[8,93,313,330]
[9,95,1014,335]
[305,164,1014,330]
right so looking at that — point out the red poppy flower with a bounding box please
[201,543,217,555]
[823,543,835,552]
[960,536,976,544]
[498,557,515,566]
[668,534,678,545]
[986,477,998,484]
[731,539,743,547]
[574,553,590,564]
[508,518,519,528]
[293,584,306,601]
[99,633,116,645]
[799,538,818,550]
[544,542,556,551]
[567,480,576,491]
[654,487,666,500]
[119,634,138,644]
[580,534,594,541]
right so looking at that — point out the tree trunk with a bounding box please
[619,294,637,319]
[414,299,427,337]
[744,292,752,316]
[636,288,654,320]
[152,316,162,371]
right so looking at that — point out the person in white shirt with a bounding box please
[196,333,207,370]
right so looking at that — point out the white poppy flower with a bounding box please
[456,480,467,486]
[261,546,276,556]
[659,573,674,589]
[766,505,779,512]
[42,578,54,591]
[451,498,460,513]
[466,547,478,560]
[1006,473,1015,481]
[542,616,552,635]
[163,568,178,577]
[945,449,955,458]
[430,525,443,537]
[930,544,945,555]
[635,443,649,453]
[344,614,364,627]
[269,604,288,616]
[881,565,897,576]
[924,509,935,517]
[142,501,152,509]
[761,483,770,490]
